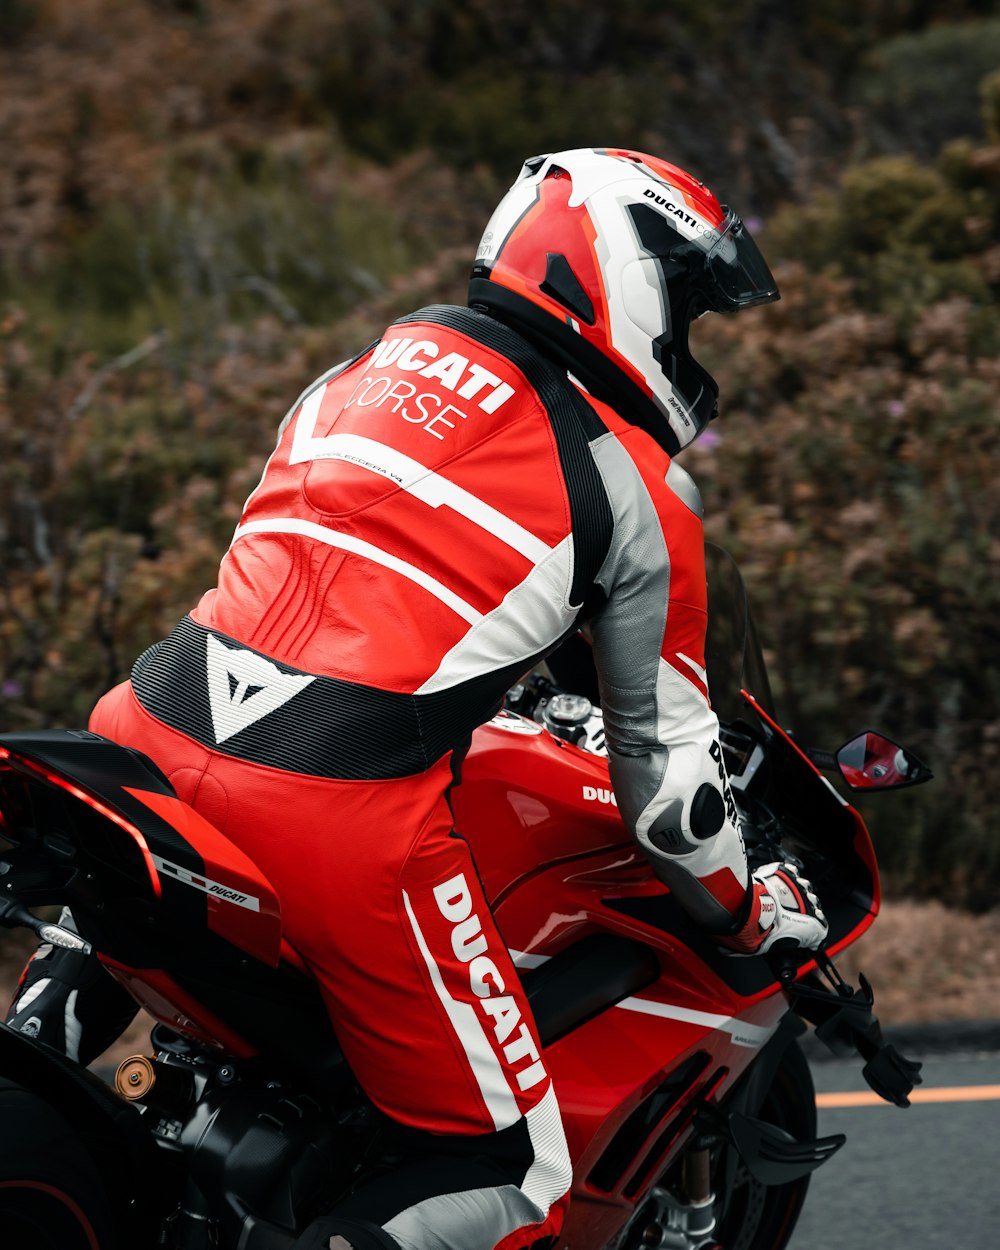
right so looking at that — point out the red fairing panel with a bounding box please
[123,787,283,966]
[547,1003,778,1247]
[0,746,162,900]
[454,718,632,908]
[98,958,257,1057]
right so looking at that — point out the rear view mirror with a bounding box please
[836,732,932,791]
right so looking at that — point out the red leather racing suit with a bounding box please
[89,305,756,1250]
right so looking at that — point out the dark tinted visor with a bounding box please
[701,209,780,311]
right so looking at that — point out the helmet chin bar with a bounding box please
[656,344,719,443]
[655,288,721,440]
[469,276,687,457]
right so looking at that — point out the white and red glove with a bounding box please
[720,861,828,955]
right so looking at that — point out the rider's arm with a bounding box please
[587,431,754,935]
[586,430,827,953]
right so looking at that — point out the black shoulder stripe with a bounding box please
[396,305,614,606]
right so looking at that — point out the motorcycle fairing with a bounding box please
[0,731,282,966]
[556,1038,716,1246]
[453,688,885,1230]
[453,719,639,907]
[459,690,879,990]
[0,732,352,1075]
[0,735,163,900]
[497,868,792,1239]
[738,693,880,956]
[123,785,283,965]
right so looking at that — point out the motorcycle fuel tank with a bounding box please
[452,710,639,910]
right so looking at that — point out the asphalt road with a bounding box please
[791,1048,1000,1248]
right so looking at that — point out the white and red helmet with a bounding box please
[469,147,780,455]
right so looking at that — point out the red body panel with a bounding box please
[451,706,878,1218]
[124,786,283,966]
[98,958,257,1057]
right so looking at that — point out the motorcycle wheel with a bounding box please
[713,1039,816,1250]
[0,1077,118,1250]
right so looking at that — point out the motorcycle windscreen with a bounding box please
[704,544,775,723]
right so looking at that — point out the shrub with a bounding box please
[851,18,1000,157]
[0,134,448,359]
[2,2,999,914]
[766,147,997,334]
[686,195,1000,909]
[980,68,1000,142]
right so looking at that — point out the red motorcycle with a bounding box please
[0,547,927,1250]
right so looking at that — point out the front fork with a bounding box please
[624,1139,719,1250]
[669,1142,719,1247]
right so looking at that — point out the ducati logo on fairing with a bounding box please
[582,785,618,807]
[152,853,262,912]
[205,634,314,744]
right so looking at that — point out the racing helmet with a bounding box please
[468,148,780,455]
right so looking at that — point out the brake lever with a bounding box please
[766,943,857,995]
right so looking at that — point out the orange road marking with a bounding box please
[817,1085,1000,1109]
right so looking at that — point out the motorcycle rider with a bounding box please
[6,148,827,1250]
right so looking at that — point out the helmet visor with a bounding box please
[700,209,780,311]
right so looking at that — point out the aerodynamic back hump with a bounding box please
[0,730,282,966]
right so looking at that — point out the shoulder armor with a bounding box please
[665,460,704,519]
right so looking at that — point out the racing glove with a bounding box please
[719,861,828,955]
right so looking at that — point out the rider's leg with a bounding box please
[284,816,572,1250]
[89,688,573,1250]
[237,780,571,1250]
[4,909,139,1065]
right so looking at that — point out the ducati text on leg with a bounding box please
[432,873,546,1092]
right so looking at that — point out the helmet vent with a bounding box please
[540,252,596,326]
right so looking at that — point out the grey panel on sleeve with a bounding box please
[589,434,670,686]
[586,433,673,838]
[585,435,750,933]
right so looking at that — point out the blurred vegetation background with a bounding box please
[1,0,998,910]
